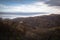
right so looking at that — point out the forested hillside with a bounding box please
[0,14,60,40]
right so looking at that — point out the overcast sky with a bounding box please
[0,0,60,13]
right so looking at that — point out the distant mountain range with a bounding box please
[0,12,47,15]
[0,12,49,19]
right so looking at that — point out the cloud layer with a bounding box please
[0,0,60,13]
[0,0,60,19]
[45,0,60,6]
[0,1,59,13]
[0,0,60,14]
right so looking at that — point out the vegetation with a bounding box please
[0,14,60,40]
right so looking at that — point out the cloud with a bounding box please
[45,0,60,6]
[0,0,60,19]
[0,2,56,13]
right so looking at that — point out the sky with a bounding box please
[0,0,60,13]
[0,0,60,19]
